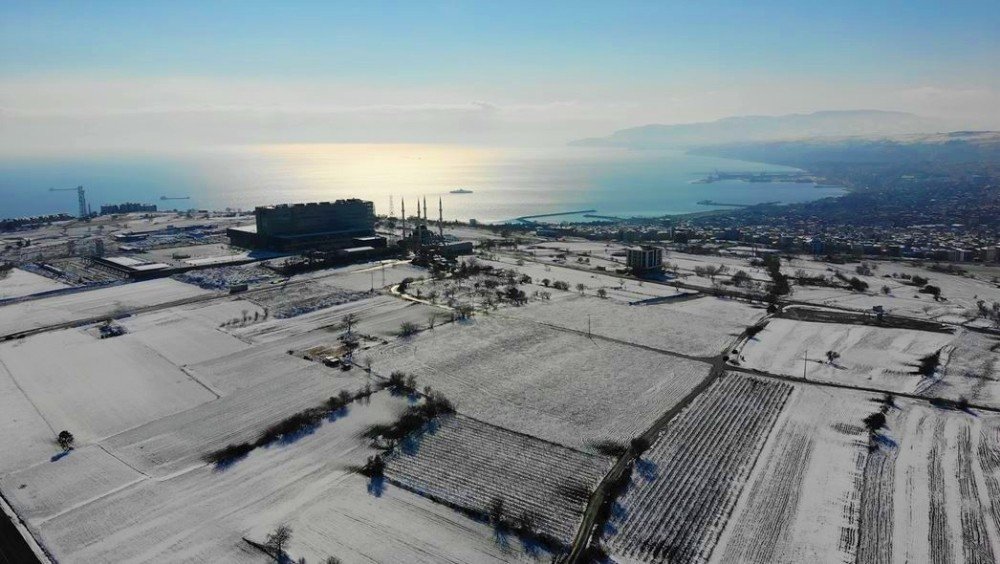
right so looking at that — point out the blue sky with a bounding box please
[2,1,999,152]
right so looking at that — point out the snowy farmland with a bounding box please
[0,328,217,445]
[367,315,714,451]
[0,267,69,300]
[712,386,1000,564]
[0,278,211,337]
[738,318,957,395]
[386,414,610,546]
[606,374,793,563]
[8,392,540,563]
[507,294,765,357]
[232,294,443,344]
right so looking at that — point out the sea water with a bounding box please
[0,145,844,223]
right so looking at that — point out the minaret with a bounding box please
[423,196,428,227]
[438,197,444,239]
[399,198,406,241]
[415,199,422,249]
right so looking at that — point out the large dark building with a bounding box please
[228,199,379,251]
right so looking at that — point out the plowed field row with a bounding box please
[608,374,793,564]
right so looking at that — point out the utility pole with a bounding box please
[803,350,808,380]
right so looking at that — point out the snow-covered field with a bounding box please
[0,278,211,337]
[712,387,1000,564]
[710,384,879,564]
[386,414,610,545]
[311,261,428,293]
[118,300,261,366]
[607,374,793,563]
[507,294,764,357]
[367,315,714,451]
[248,282,368,318]
[934,330,1000,408]
[481,256,686,304]
[0,267,69,300]
[784,257,1000,323]
[739,318,955,395]
[232,294,442,344]
[10,392,537,563]
[0,328,217,445]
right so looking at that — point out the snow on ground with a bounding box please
[508,294,764,357]
[710,384,878,564]
[933,330,1000,408]
[117,301,261,366]
[0,267,69,300]
[173,263,279,290]
[0,359,59,474]
[186,333,355,396]
[0,445,143,522]
[717,386,1000,564]
[24,393,536,563]
[311,261,428,293]
[102,361,368,478]
[367,315,713,451]
[784,257,1000,323]
[232,294,441,344]
[139,243,247,264]
[0,328,217,445]
[481,256,684,304]
[738,318,954,395]
[0,278,211,337]
[386,414,610,545]
[248,282,368,318]
[284,473,546,563]
[607,374,793,563]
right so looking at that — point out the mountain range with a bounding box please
[570,110,949,149]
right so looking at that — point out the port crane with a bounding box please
[49,186,88,218]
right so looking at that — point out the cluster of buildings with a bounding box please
[99,202,158,215]
[683,223,1000,263]
[532,220,999,265]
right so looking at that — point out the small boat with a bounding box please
[449,188,473,194]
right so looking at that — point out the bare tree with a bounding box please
[342,312,359,335]
[264,524,292,561]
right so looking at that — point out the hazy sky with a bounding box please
[2,0,999,153]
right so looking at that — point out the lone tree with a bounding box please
[264,524,292,561]
[399,321,419,336]
[825,350,840,364]
[342,312,359,335]
[575,283,587,295]
[57,430,74,451]
[597,288,608,299]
